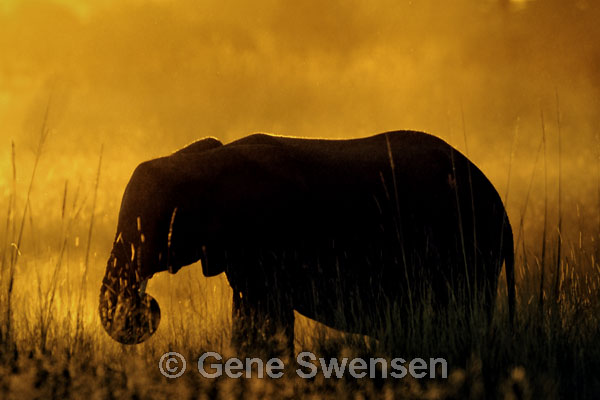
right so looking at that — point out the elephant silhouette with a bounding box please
[99,131,515,351]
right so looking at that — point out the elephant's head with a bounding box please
[99,139,225,345]
[99,161,172,344]
[99,166,164,344]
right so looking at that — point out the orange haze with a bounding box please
[1,0,599,263]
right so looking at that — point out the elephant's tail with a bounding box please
[503,214,516,328]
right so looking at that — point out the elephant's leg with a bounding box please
[481,267,500,324]
[231,290,294,359]
[262,299,295,360]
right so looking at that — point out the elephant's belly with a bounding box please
[290,269,398,337]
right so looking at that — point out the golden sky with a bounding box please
[0,0,599,243]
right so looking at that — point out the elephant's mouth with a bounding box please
[99,278,161,345]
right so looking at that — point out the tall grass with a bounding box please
[1,101,50,353]
[74,145,103,351]
[553,91,563,315]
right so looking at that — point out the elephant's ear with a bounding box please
[172,137,223,155]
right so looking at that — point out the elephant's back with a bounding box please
[227,130,452,162]
[226,130,455,178]
[223,130,503,216]
[168,130,500,212]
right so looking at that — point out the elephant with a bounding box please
[98,130,515,350]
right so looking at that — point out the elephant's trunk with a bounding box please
[99,254,160,345]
